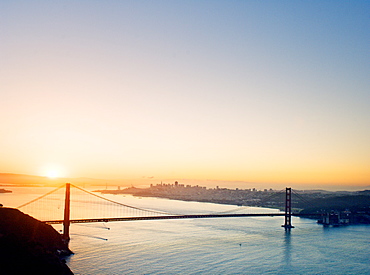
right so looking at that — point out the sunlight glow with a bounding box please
[40,164,66,179]
[1,2,369,190]
[46,170,60,179]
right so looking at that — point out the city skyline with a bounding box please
[1,1,369,190]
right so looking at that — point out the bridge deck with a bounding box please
[43,213,315,224]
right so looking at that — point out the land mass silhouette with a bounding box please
[0,207,73,275]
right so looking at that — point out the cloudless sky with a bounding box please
[1,1,369,189]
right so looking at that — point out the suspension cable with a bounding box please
[71,184,177,215]
[17,184,65,208]
[291,189,315,206]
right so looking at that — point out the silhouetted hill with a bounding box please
[358,190,370,195]
[300,195,370,213]
[0,207,73,274]
[0,173,55,185]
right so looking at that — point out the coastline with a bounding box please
[94,185,370,225]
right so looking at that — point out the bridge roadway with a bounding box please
[43,213,315,224]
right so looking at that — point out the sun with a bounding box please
[46,170,60,179]
[41,164,66,179]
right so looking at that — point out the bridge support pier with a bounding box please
[63,183,71,243]
[282,187,294,230]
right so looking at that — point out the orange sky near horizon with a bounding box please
[1,2,369,190]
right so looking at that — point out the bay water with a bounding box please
[1,187,369,274]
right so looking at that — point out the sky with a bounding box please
[1,1,369,190]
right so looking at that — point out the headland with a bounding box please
[0,207,73,274]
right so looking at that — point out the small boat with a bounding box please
[0,188,12,193]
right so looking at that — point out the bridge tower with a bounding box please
[63,183,71,243]
[282,187,294,230]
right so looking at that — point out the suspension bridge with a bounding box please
[17,183,306,245]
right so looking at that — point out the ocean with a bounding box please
[1,187,369,274]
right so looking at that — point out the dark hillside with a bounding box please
[0,207,73,275]
[299,195,370,213]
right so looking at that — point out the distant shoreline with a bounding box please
[94,184,370,225]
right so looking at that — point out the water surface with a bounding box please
[2,187,369,274]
